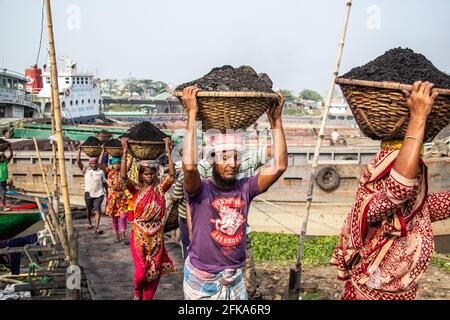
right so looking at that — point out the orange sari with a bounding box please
[105,169,128,217]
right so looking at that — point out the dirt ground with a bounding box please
[252,261,450,300]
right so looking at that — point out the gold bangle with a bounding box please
[404,135,423,145]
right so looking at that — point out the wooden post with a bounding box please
[44,0,76,256]
[45,0,79,299]
[50,88,60,215]
[288,0,353,300]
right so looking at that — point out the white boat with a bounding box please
[28,57,101,124]
[0,68,41,121]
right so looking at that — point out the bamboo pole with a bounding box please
[50,85,60,215]
[35,197,57,245]
[288,0,353,300]
[33,137,70,261]
[45,0,79,300]
[44,0,76,260]
[335,77,450,95]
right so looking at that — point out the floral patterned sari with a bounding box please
[105,169,128,217]
[331,147,450,300]
[129,176,176,282]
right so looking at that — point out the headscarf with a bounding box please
[111,156,121,164]
[206,133,245,158]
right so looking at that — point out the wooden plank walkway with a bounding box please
[73,215,184,300]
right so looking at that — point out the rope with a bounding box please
[251,203,298,234]
[36,0,45,66]
[23,243,46,272]
[252,199,341,232]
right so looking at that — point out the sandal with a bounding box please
[95,229,104,235]
[85,225,93,230]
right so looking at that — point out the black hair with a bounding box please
[138,165,157,184]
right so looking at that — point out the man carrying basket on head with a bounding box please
[181,86,288,300]
[77,148,108,235]
[331,81,450,300]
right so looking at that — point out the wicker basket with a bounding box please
[80,145,102,157]
[173,91,278,132]
[336,78,450,142]
[128,140,165,160]
[105,146,123,157]
[0,143,9,152]
[96,131,112,142]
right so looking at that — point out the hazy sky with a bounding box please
[1,0,449,95]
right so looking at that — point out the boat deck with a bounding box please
[74,215,184,300]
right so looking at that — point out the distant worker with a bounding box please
[77,148,108,235]
[0,143,13,210]
[120,136,176,300]
[6,179,26,194]
[331,129,340,145]
[98,147,132,244]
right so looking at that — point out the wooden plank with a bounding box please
[37,254,65,263]
[0,246,61,254]
[29,295,66,300]
[6,194,49,205]
[0,210,46,215]
[14,281,66,291]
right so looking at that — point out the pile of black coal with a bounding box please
[81,136,102,146]
[104,138,121,147]
[98,129,111,135]
[342,47,450,89]
[123,121,168,141]
[175,65,274,92]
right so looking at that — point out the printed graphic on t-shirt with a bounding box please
[209,197,245,247]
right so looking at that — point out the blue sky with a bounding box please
[1,0,449,95]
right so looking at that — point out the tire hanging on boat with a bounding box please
[315,166,340,192]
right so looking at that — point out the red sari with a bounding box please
[331,147,450,300]
[128,176,176,300]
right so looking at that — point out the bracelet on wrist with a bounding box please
[404,135,423,145]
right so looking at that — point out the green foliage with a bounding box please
[300,89,323,102]
[276,89,295,100]
[122,79,169,97]
[301,290,325,300]
[107,104,140,112]
[251,232,338,266]
[431,253,450,272]
[283,108,305,116]
[100,79,119,95]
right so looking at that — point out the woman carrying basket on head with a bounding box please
[331,81,450,300]
[98,147,132,244]
[120,136,177,300]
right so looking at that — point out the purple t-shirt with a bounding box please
[184,175,260,273]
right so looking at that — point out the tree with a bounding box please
[151,81,169,95]
[300,89,323,102]
[99,79,119,96]
[276,89,296,101]
[123,78,144,96]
